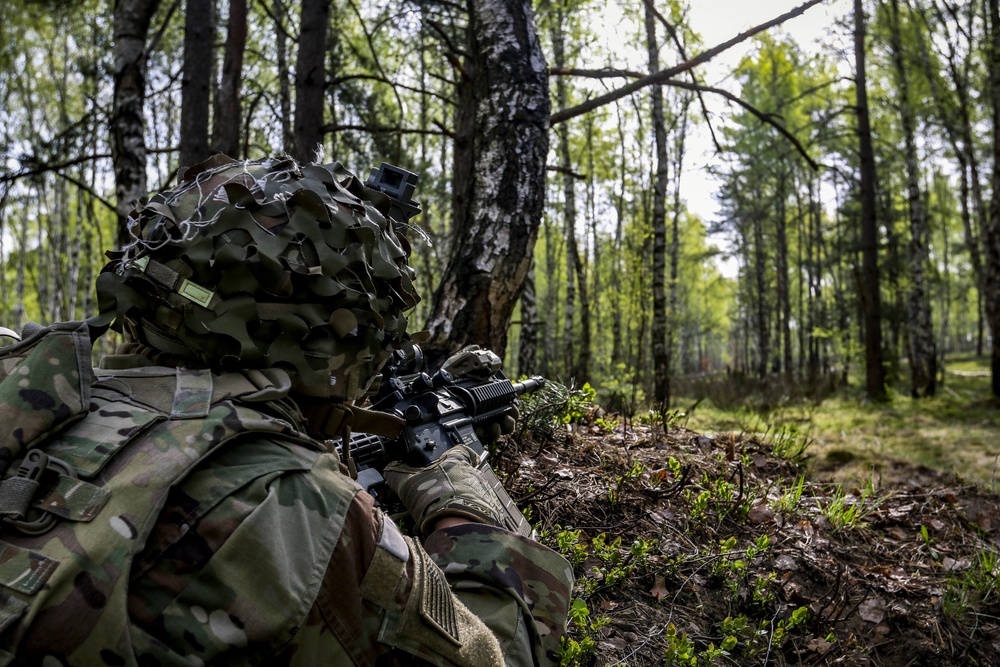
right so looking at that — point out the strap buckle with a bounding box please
[1,450,77,536]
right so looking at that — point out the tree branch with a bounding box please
[328,73,454,105]
[550,70,819,170]
[546,164,586,179]
[320,123,455,139]
[642,0,722,154]
[0,154,111,183]
[0,155,118,213]
[549,0,828,125]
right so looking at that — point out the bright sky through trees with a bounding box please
[680,0,851,223]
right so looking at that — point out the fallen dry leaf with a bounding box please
[747,501,774,523]
[807,637,834,654]
[650,574,669,602]
[859,598,886,624]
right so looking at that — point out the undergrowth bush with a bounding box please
[672,370,842,414]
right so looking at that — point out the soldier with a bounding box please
[0,155,572,665]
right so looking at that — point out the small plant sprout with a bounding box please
[559,598,609,666]
[773,475,806,514]
[821,474,883,531]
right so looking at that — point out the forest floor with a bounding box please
[504,375,1000,666]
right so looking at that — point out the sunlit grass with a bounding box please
[675,354,1000,490]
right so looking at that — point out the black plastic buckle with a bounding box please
[3,450,77,536]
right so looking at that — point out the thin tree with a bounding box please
[855,0,887,401]
[112,0,161,247]
[646,0,671,408]
[986,0,1000,396]
[887,0,936,397]
[212,0,247,157]
[179,0,213,171]
[293,0,330,162]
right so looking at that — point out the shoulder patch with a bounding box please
[420,559,460,646]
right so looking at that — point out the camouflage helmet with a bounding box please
[95,154,420,401]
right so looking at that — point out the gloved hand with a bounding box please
[384,445,515,537]
[476,405,518,450]
[440,345,501,380]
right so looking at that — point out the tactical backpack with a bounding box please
[0,322,350,666]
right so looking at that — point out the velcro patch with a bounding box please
[0,540,58,594]
[420,554,460,646]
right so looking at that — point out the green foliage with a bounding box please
[820,474,882,532]
[662,623,701,666]
[678,355,1000,489]
[559,598,609,667]
[772,474,806,513]
[608,459,646,505]
[942,547,1000,625]
[552,528,589,569]
[562,383,597,425]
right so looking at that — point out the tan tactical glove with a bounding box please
[384,445,522,537]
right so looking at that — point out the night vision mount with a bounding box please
[365,163,421,224]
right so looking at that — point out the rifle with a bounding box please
[357,164,542,535]
[341,344,545,536]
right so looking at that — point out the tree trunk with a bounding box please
[611,108,627,366]
[274,0,293,153]
[541,196,556,378]
[888,0,936,397]
[754,209,768,379]
[795,183,805,375]
[112,0,161,248]
[585,116,599,378]
[424,0,549,359]
[518,263,538,377]
[668,95,690,389]
[986,0,1000,396]
[646,0,671,407]
[550,0,577,380]
[777,169,791,374]
[179,0,213,171]
[293,0,330,163]
[212,0,247,157]
[935,173,950,382]
[927,0,986,357]
[854,0,887,400]
[573,236,592,382]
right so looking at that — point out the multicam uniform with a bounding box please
[0,326,572,666]
[0,156,572,666]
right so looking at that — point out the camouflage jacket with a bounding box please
[0,323,572,666]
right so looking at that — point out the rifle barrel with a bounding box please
[511,376,545,396]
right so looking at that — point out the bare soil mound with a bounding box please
[503,419,1000,666]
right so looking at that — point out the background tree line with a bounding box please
[1,0,999,410]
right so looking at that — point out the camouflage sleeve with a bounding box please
[128,437,567,667]
[303,491,571,667]
[422,523,574,667]
[294,485,513,667]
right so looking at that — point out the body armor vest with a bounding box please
[0,322,351,665]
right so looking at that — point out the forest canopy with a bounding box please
[1,0,999,409]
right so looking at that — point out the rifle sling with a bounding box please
[302,402,405,441]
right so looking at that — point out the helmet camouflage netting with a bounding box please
[95,154,420,401]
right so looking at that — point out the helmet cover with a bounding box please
[95,154,420,401]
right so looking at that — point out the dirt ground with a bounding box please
[502,417,1000,666]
